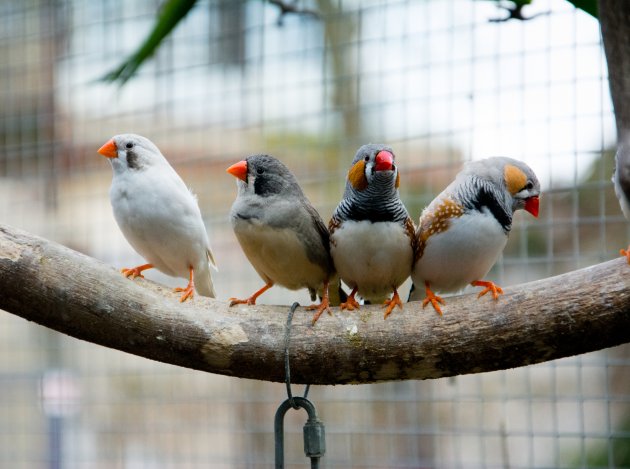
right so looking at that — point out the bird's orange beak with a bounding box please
[524,195,539,218]
[97,139,118,158]
[374,150,394,171]
[226,160,248,182]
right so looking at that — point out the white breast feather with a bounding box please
[412,210,507,293]
[110,166,211,279]
[331,220,412,302]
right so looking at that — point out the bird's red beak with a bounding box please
[226,160,248,182]
[374,150,394,171]
[524,196,539,217]
[97,139,118,158]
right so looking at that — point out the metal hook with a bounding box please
[274,396,326,468]
[275,303,324,468]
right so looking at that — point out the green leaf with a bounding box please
[101,0,199,85]
[478,0,533,6]
[565,0,598,18]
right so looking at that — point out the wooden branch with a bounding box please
[1,223,630,385]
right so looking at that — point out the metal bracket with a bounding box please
[274,302,326,468]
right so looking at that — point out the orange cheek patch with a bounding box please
[504,164,527,195]
[348,159,368,191]
[395,171,400,189]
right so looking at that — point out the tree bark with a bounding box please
[599,0,630,142]
[1,223,629,385]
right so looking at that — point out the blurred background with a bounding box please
[1,0,629,467]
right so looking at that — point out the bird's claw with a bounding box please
[307,298,332,325]
[382,290,403,319]
[472,280,504,300]
[121,263,153,279]
[174,284,195,302]
[228,284,272,307]
[340,295,360,311]
[422,283,445,315]
[121,267,145,279]
[229,297,256,306]
[422,295,445,315]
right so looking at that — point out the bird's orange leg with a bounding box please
[472,280,504,300]
[422,281,445,315]
[174,266,196,302]
[620,246,630,264]
[307,280,331,325]
[383,287,403,319]
[121,263,153,279]
[229,282,273,306]
[340,286,360,311]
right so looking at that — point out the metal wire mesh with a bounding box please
[1,0,627,467]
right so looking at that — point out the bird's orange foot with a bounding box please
[173,266,196,302]
[382,289,403,319]
[307,298,331,325]
[620,246,630,264]
[339,295,361,311]
[229,297,256,306]
[174,284,195,302]
[228,283,273,307]
[472,280,504,300]
[422,282,445,315]
[121,263,153,279]
[340,287,360,311]
[340,296,360,311]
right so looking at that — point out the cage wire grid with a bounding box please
[0,0,628,468]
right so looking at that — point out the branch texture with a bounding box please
[1,223,629,384]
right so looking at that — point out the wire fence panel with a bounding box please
[1,0,627,467]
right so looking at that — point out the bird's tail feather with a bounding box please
[324,274,348,306]
[195,264,216,298]
[207,248,218,271]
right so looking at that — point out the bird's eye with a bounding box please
[364,156,369,161]
[125,142,133,149]
[256,167,265,175]
[525,181,534,190]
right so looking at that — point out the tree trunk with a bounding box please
[599,0,630,142]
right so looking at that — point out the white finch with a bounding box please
[98,134,216,301]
